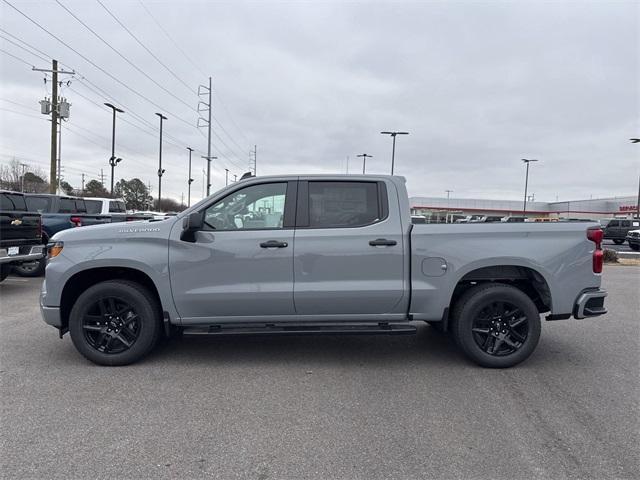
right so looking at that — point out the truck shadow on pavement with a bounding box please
[144,324,473,368]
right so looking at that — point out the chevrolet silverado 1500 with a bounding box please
[40,175,607,367]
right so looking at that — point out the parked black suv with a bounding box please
[603,218,640,244]
[0,191,44,282]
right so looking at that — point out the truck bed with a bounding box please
[409,222,601,320]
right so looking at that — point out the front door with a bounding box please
[169,181,296,323]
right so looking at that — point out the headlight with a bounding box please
[47,241,64,258]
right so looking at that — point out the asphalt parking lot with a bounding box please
[1,267,638,480]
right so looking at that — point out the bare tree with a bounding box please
[0,159,49,193]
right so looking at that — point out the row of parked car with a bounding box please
[0,190,153,281]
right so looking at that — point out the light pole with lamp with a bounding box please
[521,158,538,216]
[105,103,124,195]
[380,131,409,175]
[155,113,168,208]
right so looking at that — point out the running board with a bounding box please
[182,322,417,337]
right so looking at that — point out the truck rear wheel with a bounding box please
[68,280,162,366]
[451,283,541,368]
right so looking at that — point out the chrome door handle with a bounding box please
[369,238,397,247]
[260,240,288,248]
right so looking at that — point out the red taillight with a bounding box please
[593,249,603,273]
[587,228,603,245]
[587,227,603,273]
[70,216,82,227]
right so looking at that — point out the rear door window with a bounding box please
[25,196,52,213]
[607,220,619,228]
[307,181,382,228]
[59,198,77,213]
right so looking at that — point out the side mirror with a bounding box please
[181,211,204,243]
[182,211,204,232]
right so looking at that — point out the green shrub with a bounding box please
[603,248,619,263]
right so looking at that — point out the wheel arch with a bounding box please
[449,264,553,316]
[59,267,163,331]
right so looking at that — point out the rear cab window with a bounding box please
[109,200,126,213]
[302,181,386,228]
[59,198,87,214]
[84,200,102,214]
[1,192,27,211]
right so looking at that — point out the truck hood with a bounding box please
[51,217,179,243]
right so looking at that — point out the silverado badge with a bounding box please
[11,219,23,226]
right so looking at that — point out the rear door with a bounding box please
[292,179,405,316]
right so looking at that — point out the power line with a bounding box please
[96,0,196,96]
[0,48,35,67]
[0,34,48,63]
[54,0,197,115]
[0,27,55,63]
[138,0,207,79]
[3,0,196,128]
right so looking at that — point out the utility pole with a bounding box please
[380,131,409,175]
[20,163,28,192]
[198,77,213,195]
[346,155,349,174]
[187,147,194,207]
[105,103,124,195]
[155,113,168,208]
[81,173,85,193]
[201,155,216,194]
[521,158,539,215]
[100,169,105,186]
[250,145,257,175]
[445,189,453,223]
[33,60,74,193]
[357,153,372,174]
[181,192,184,208]
[225,168,229,186]
[233,174,237,182]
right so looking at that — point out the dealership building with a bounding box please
[409,195,639,222]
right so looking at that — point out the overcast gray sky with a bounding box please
[1,0,638,203]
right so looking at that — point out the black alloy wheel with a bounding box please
[451,283,541,368]
[69,280,161,366]
[470,301,528,356]
[82,297,141,354]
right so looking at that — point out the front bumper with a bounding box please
[574,289,607,319]
[0,245,44,265]
[40,284,62,328]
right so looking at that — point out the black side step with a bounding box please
[182,322,417,337]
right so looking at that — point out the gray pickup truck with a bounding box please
[40,175,607,368]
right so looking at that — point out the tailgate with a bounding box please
[0,211,41,248]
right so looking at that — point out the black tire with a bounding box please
[613,239,624,245]
[629,243,640,251]
[451,283,541,368]
[69,280,162,366]
[0,265,10,282]
[12,256,46,277]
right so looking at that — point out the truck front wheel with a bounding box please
[68,280,162,366]
[451,283,541,368]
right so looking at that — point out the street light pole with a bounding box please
[630,139,640,218]
[156,113,168,209]
[187,147,194,207]
[105,103,124,195]
[225,168,229,186]
[380,131,409,175]
[357,153,373,174]
[521,158,539,215]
